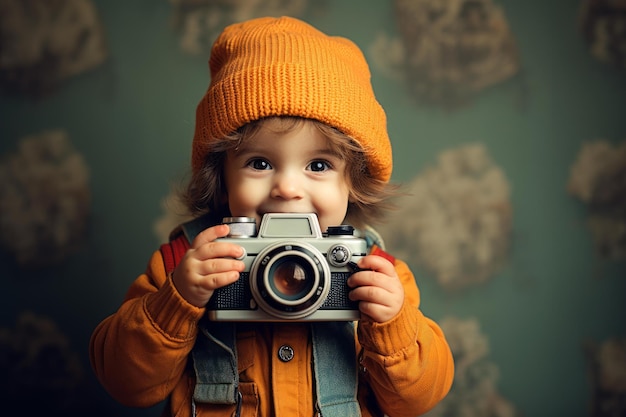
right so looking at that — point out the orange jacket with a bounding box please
[89,249,454,417]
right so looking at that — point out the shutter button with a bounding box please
[278,345,294,362]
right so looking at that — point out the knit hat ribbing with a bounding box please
[192,16,392,182]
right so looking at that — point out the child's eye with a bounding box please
[308,160,332,172]
[247,158,272,170]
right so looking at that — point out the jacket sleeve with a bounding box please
[356,259,454,417]
[89,249,205,408]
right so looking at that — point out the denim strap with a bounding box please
[191,321,239,404]
[311,322,361,417]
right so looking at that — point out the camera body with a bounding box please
[207,213,366,322]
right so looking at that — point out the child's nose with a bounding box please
[271,172,303,199]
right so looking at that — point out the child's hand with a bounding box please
[347,255,405,323]
[171,224,246,308]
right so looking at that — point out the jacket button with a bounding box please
[278,345,294,362]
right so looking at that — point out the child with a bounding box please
[90,16,454,417]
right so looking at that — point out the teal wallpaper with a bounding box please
[1,1,625,416]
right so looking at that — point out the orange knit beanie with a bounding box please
[192,16,392,182]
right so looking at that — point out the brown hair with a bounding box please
[180,117,398,229]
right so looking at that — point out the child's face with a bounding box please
[223,120,351,233]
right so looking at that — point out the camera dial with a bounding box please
[327,244,352,267]
[326,225,355,236]
[223,216,257,237]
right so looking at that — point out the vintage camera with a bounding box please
[206,213,366,322]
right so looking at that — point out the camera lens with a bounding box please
[270,257,313,300]
[250,241,331,319]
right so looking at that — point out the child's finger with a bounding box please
[191,224,231,249]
